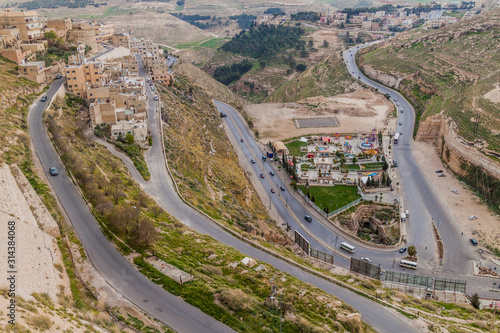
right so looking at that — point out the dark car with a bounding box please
[470,238,478,246]
[280,186,285,191]
[435,170,443,173]
[304,215,312,222]
[55,74,62,79]
[240,138,244,142]
[399,247,407,253]
[41,96,47,102]
[260,173,264,178]
[271,189,275,193]
[270,171,275,176]
[49,167,58,176]
[438,174,446,177]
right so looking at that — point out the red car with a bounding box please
[260,174,264,178]
[241,138,244,142]
[271,189,275,193]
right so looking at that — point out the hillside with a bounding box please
[174,61,246,107]
[358,9,500,153]
[266,53,360,102]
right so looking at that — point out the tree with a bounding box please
[130,215,159,248]
[311,195,315,203]
[85,45,92,54]
[323,40,329,48]
[107,205,136,234]
[296,63,307,72]
[383,161,389,171]
[308,40,314,48]
[109,176,125,204]
[408,246,417,257]
[126,133,134,144]
[352,157,357,164]
[468,293,481,310]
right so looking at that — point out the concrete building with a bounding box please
[111,32,130,49]
[19,61,46,83]
[110,120,148,147]
[64,61,104,97]
[0,10,44,42]
[46,18,72,39]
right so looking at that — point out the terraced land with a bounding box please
[358,9,500,152]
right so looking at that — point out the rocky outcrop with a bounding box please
[416,113,443,141]
[359,64,402,88]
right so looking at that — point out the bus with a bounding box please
[394,133,400,144]
[340,242,355,253]
[399,259,417,269]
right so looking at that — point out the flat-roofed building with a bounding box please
[64,61,104,97]
[68,28,98,54]
[111,32,130,49]
[0,10,44,42]
[19,61,46,83]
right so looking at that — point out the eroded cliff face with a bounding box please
[360,65,402,89]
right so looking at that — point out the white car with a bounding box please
[468,215,477,220]
[361,257,372,263]
[451,189,458,194]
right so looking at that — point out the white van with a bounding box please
[405,210,409,217]
[154,95,159,101]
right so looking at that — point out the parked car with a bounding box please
[260,174,264,178]
[240,138,244,142]
[49,166,58,176]
[393,160,398,167]
[399,122,402,125]
[470,238,478,246]
[154,95,159,101]
[41,96,47,102]
[438,174,446,177]
[468,215,478,220]
[435,170,443,173]
[251,159,256,163]
[399,132,403,135]
[400,109,403,113]
[55,74,62,79]
[304,215,312,222]
[399,247,407,253]
[271,189,275,193]
[361,257,372,263]
[451,189,458,194]
[280,186,285,191]
[270,171,275,176]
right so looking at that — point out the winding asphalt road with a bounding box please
[27,54,423,332]
[28,80,235,333]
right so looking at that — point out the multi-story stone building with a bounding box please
[64,61,104,97]
[0,10,44,42]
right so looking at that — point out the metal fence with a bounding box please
[310,249,334,264]
[350,258,381,280]
[294,230,310,256]
[434,278,466,293]
[385,271,433,288]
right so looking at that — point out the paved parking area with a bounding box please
[296,117,340,128]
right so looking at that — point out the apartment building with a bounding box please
[0,10,44,42]
[111,32,130,49]
[68,28,98,53]
[64,61,104,97]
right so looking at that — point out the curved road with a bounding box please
[28,58,421,332]
[28,80,234,333]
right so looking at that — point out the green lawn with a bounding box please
[360,163,384,170]
[345,164,360,170]
[298,185,361,212]
[286,141,307,156]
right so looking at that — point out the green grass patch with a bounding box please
[285,140,307,156]
[298,185,361,212]
[113,141,151,181]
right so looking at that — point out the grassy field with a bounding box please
[175,37,231,50]
[285,140,307,156]
[359,11,500,152]
[298,185,361,212]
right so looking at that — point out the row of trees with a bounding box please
[220,25,305,60]
[47,113,158,249]
[290,11,320,22]
[212,59,253,86]
[229,14,257,29]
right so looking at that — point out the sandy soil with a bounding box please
[412,141,500,252]
[484,83,500,104]
[244,89,393,143]
[0,164,67,301]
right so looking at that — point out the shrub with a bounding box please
[218,289,256,311]
[468,292,481,309]
[27,314,52,331]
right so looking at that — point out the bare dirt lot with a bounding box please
[412,141,500,253]
[244,89,393,142]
